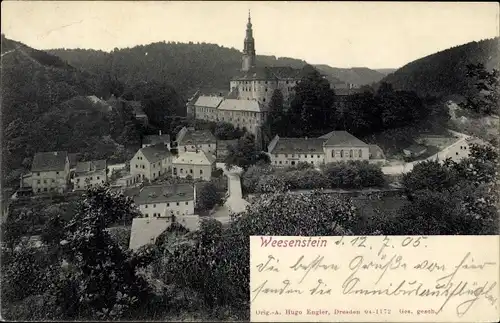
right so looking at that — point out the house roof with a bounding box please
[320,131,368,147]
[129,217,172,250]
[178,129,216,145]
[75,160,107,175]
[269,66,302,79]
[140,144,172,163]
[31,151,68,172]
[144,134,171,145]
[368,145,386,159]
[269,137,325,154]
[68,153,80,168]
[133,183,195,205]
[193,96,224,108]
[173,151,216,165]
[218,99,262,112]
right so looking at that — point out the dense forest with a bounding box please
[1,36,145,187]
[381,38,499,99]
[48,42,388,98]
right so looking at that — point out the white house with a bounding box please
[133,183,196,218]
[130,144,172,182]
[31,151,70,194]
[176,127,217,156]
[267,136,325,166]
[72,160,107,191]
[172,150,216,181]
[320,131,370,164]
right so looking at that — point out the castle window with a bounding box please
[265,88,268,92]
[359,149,362,158]
[331,149,335,157]
[349,150,353,158]
[340,150,344,158]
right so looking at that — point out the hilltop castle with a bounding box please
[187,11,302,136]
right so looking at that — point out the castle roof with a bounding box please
[218,99,263,112]
[193,96,224,108]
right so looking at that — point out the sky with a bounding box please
[1,1,499,69]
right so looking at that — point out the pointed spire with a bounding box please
[247,9,252,27]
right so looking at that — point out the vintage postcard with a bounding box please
[1,1,499,322]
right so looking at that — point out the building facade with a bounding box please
[133,183,196,218]
[268,131,384,166]
[72,160,107,191]
[172,151,216,181]
[130,144,172,182]
[31,151,70,194]
[176,127,217,156]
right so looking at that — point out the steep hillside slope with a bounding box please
[381,38,499,98]
[1,36,141,187]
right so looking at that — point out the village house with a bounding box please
[142,130,171,149]
[267,131,385,167]
[437,136,489,162]
[72,160,107,191]
[176,126,217,156]
[172,150,216,181]
[31,151,70,194]
[133,183,196,218]
[403,144,428,158]
[267,136,326,166]
[130,144,173,182]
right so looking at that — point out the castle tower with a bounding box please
[242,10,256,72]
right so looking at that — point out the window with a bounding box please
[200,169,203,174]
[285,154,288,157]
[340,150,344,158]
[176,202,179,206]
[456,152,459,155]
[43,188,47,192]
[265,88,268,92]
[208,144,210,147]
[190,169,193,174]
[176,211,180,215]
[185,202,188,205]
[43,179,47,184]
[136,164,138,168]
[279,161,282,164]
[153,204,156,208]
[291,154,294,158]
[173,167,177,175]
[76,178,80,182]
[142,165,145,169]
[331,150,335,157]
[167,203,170,206]
[310,161,314,164]
[180,168,184,174]
[358,149,362,158]
[56,171,59,175]
[285,161,288,164]
[275,154,278,158]
[97,176,100,180]
[52,179,55,183]
[263,98,266,102]
[37,188,41,192]
[349,150,353,158]
[311,155,313,158]
[90,177,93,180]
[37,172,40,176]
[145,205,148,208]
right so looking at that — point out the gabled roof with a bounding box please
[232,67,278,81]
[31,151,68,172]
[193,96,224,108]
[218,99,262,112]
[178,129,216,145]
[134,183,195,205]
[403,144,427,154]
[173,151,216,165]
[129,217,172,250]
[144,134,171,145]
[269,137,325,154]
[139,144,172,163]
[75,160,107,175]
[320,131,368,147]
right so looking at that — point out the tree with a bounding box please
[264,89,285,138]
[56,186,154,320]
[225,133,258,170]
[459,63,499,115]
[196,182,223,212]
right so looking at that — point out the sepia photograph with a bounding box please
[0,1,499,321]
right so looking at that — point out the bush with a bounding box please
[322,161,385,189]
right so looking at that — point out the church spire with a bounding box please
[242,10,256,71]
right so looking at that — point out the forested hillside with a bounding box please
[49,42,387,97]
[1,36,143,187]
[314,65,387,85]
[381,38,499,99]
